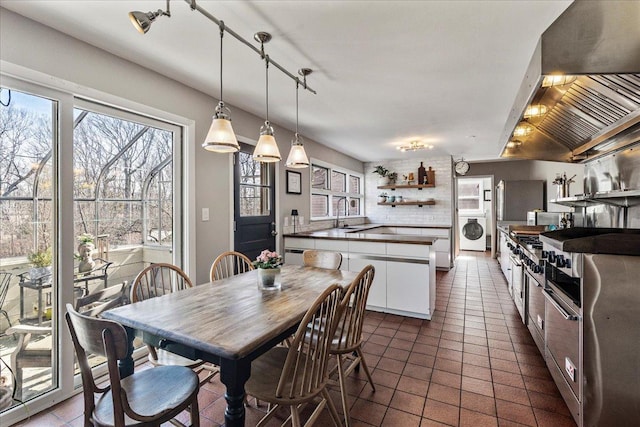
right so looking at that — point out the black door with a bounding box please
[234,143,276,261]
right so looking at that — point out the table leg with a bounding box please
[119,326,136,378]
[220,357,251,427]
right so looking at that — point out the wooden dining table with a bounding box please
[102,264,358,427]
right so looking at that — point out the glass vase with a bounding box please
[258,267,281,290]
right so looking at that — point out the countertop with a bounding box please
[283,224,449,245]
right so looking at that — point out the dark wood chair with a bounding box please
[303,250,343,270]
[6,282,127,401]
[209,251,254,281]
[131,263,218,385]
[245,284,345,427]
[330,265,376,426]
[65,303,200,427]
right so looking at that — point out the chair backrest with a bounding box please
[131,263,193,303]
[75,281,127,317]
[333,264,375,352]
[277,284,343,399]
[0,272,11,307]
[303,250,342,270]
[210,251,254,281]
[65,303,129,425]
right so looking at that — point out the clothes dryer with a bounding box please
[459,216,486,251]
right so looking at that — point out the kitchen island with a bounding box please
[284,224,447,319]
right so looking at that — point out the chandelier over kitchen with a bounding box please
[128,0,317,161]
[396,141,434,152]
[202,22,239,153]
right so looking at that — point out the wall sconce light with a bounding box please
[129,0,171,34]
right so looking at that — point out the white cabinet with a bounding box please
[386,261,430,314]
[349,257,387,309]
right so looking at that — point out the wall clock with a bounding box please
[455,160,470,176]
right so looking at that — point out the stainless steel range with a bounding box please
[539,228,640,427]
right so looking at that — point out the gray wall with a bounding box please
[0,8,363,284]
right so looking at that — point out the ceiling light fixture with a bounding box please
[202,22,239,153]
[513,122,535,138]
[286,69,312,168]
[396,141,434,152]
[523,104,548,119]
[253,32,281,163]
[128,0,171,34]
[541,74,577,88]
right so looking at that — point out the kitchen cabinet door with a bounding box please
[386,261,430,316]
[350,257,386,309]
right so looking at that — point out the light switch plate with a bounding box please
[202,208,209,221]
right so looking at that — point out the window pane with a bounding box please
[349,176,360,194]
[332,196,347,216]
[459,182,480,197]
[331,171,346,192]
[349,198,361,216]
[0,88,56,406]
[312,165,328,189]
[239,152,268,186]
[311,194,328,217]
[240,185,271,217]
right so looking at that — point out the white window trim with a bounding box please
[310,158,364,221]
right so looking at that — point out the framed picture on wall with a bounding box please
[484,189,491,201]
[286,170,302,194]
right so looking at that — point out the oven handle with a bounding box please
[543,289,579,321]
[524,270,542,287]
[509,255,523,267]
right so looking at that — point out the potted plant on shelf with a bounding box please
[373,165,390,186]
[387,172,398,184]
[28,248,52,280]
[378,192,388,203]
[253,249,284,290]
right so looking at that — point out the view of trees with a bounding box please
[0,89,174,259]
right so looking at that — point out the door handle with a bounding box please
[271,230,278,236]
[543,289,578,321]
[270,221,278,236]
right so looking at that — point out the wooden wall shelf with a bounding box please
[378,201,436,207]
[378,184,435,190]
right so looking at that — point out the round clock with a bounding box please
[455,161,470,175]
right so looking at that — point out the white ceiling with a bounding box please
[2,0,572,162]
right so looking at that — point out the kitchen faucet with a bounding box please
[335,197,347,228]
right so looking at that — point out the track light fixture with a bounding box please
[286,69,312,168]
[202,22,240,153]
[253,32,282,163]
[396,141,433,152]
[129,0,171,34]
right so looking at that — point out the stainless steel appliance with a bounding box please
[496,180,545,221]
[540,227,640,427]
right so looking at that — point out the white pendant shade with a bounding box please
[285,143,310,168]
[202,117,239,153]
[253,134,281,162]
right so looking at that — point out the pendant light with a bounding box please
[285,69,311,168]
[253,32,281,163]
[202,22,240,153]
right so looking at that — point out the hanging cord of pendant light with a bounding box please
[286,69,311,168]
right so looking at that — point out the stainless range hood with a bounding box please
[500,1,640,163]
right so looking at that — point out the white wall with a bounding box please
[0,8,363,284]
[365,157,453,226]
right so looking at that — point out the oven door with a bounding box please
[510,255,524,320]
[525,269,544,352]
[544,284,581,422]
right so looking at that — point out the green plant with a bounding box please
[76,233,95,244]
[387,172,398,181]
[28,248,52,268]
[372,165,389,177]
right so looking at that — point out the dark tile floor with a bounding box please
[14,251,576,426]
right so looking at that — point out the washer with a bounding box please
[459,216,486,251]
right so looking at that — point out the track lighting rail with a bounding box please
[182,0,316,94]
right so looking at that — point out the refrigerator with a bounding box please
[496,180,545,221]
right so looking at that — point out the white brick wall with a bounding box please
[365,157,453,226]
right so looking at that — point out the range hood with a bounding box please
[500,1,640,163]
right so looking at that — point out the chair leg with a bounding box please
[190,397,200,427]
[335,355,351,427]
[291,405,302,427]
[356,347,375,392]
[322,388,344,427]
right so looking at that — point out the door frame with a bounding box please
[454,174,496,259]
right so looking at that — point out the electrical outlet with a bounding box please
[202,208,209,221]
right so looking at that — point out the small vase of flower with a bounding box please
[253,249,283,290]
